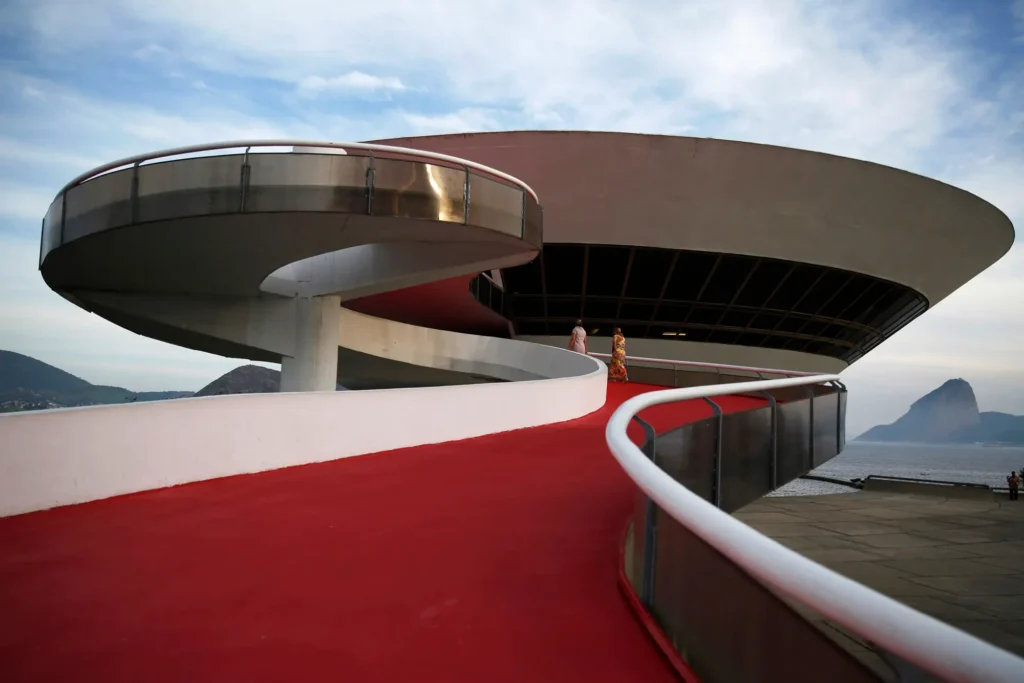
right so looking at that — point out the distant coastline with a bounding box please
[856,378,1024,445]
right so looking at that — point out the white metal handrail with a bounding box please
[605,374,1022,682]
[57,140,539,201]
[589,351,818,377]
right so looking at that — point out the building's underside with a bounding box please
[470,244,927,365]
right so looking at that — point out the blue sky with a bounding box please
[0,0,1021,435]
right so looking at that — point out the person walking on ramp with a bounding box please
[568,320,587,354]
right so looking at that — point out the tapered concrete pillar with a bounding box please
[280,295,341,392]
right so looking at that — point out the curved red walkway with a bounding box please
[0,383,764,682]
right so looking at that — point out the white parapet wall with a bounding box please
[0,328,606,517]
[338,307,600,381]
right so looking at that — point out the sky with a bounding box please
[0,0,1021,436]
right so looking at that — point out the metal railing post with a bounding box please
[631,415,658,608]
[759,390,779,490]
[463,167,471,225]
[834,380,846,454]
[129,161,141,225]
[366,154,375,215]
[238,147,251,213]
[520,188,526,238]
[702,397,724,507]
[806,385,816,470]
[59,191,68,247]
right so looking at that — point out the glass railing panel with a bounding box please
[523,195,543,246]
[39,196,64,266]
[371,158,466,223]
[653,421,717,502]
[813,387,841,467]
[647,510,881,682]
[62,168,133,242]
[718,405,774,511]
[136,154,245,222]
[245,152,369,213]
[467,174,524,238]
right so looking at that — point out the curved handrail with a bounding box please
[57,140,539,201]
[606,375,1022,682]
[589,351,818,377]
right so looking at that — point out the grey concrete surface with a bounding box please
[736,488,1024,678]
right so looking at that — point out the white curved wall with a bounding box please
[0,320,607,517]
[338,307,603,381]
[0,369,606,517]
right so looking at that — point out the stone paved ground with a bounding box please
[735,487,1024,678]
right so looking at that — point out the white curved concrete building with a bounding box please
[369,131,1014,372]
[36,133,1013,387]
[3,132,1020,683]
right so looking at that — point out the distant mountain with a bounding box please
[857,379,1024,444]
[0,350,193,413]
[195,365,280,397]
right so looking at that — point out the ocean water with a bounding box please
[770,441,1024,497]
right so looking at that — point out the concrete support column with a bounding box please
[280,295,341,392]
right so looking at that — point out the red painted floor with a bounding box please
[0,383,764,682]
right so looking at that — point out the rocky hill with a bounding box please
[194,365,281,397]
[0,350,192,412]
[857,378,1024,444]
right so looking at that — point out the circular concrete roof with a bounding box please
[371,131,1015,306]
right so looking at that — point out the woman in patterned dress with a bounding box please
[609,327,628,383]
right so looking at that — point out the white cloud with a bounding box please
[401,108,502,135]
[0,0,1020,430]
[297,71,407,97]
[13,0,987,167]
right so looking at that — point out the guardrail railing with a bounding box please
[40,140,542,269]
[606,369,1022,682]
[56,140,538,200]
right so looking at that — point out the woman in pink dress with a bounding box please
[568,320,587,354]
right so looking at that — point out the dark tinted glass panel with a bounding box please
[664,251,718,301]
[624,248,675,298]
[621,301,657,320]
[719,310,755,328]
[510,296,545,317]
[496,244,927,363]
[583,298,618,319]
[700,255,758,305]
[546,298,580,318]
[585,246,630,296]
[655,302,690,323]
[515,321,549,335]
[504,254,543,295]
[687,307,721,325]
[733,260,792,307]
[750,312,783,330]
[544,245,584,295]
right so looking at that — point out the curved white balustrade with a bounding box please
[342,308,604,382]
[0,320,605,517]
[605,373,1023,683]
